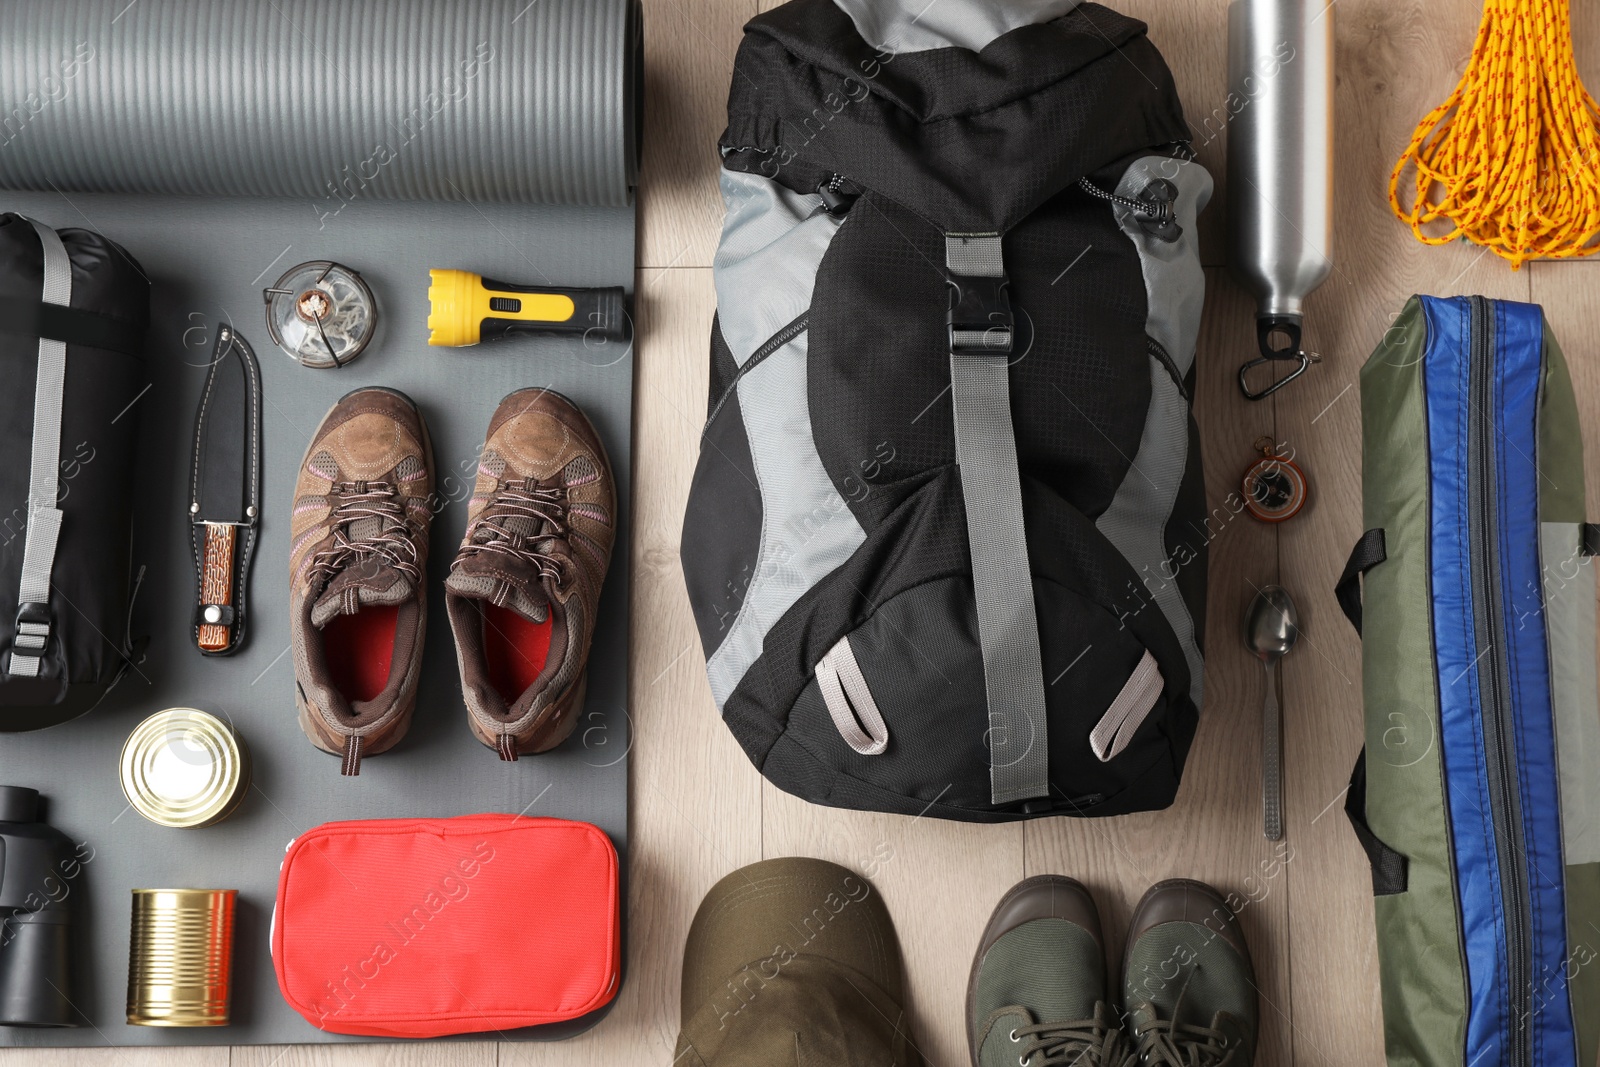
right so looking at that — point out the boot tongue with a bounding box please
[444,513,554,623]
[309,515,416,629]
[445,560,550,623]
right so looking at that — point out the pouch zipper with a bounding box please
[1467,295,1532,1067]
[1147,337,1188,402]
[705,312,809,430]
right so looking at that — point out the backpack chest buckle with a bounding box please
[947,274,1014,355]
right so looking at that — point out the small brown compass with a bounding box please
[1242,436,1310,523]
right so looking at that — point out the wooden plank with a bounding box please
[0,1051,225,1067]
[1270,2,1533,1064]
[1532,0,1600,511]
[231,1047,492,1067]
[1530,267,1600,507]
[638,0,754,270]
[1026,271,1288,1066]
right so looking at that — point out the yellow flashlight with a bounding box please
[427,270,627,347]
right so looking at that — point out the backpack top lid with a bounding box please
[834,0,1083,54]
[724,0,1191,233]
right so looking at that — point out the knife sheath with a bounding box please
[188,325,262,656]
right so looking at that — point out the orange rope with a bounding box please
[1388,0,1600,268]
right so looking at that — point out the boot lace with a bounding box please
[1009,1005,1135,1067]
[308,481,422,586]
[1131,985,1237,1067]
[1131,1018,1233,1067]
[452,479,570,583]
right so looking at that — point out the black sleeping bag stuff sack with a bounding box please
[0,213,150,729]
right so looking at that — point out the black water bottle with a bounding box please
[0,786,78,1027]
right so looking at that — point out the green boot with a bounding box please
[967,875,1133,1067]
[1121,879,1258,1066]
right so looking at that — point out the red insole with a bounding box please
[323,605,400,703]
[482,605,553,704]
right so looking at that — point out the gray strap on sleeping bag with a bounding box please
[10,217,72,679]
[945,233,1049,805]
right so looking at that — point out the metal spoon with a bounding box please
[1245,585,1300,841]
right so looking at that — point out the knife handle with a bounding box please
[198,523,236,652]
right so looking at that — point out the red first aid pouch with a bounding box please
[271,814,620,1037]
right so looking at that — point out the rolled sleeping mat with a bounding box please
[0,0,640,206]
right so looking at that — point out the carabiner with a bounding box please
[1238,316,1320,400]
[1238,349,1317,400]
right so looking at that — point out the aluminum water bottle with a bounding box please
[1227,0,1334,399]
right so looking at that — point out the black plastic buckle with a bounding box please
[1135,178,1182,243]
[947,275,1014,355]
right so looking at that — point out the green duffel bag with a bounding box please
[1339,294,1600,1067]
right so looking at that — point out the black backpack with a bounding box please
[682,0,1211,821]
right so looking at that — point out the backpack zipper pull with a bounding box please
[1078,176,1182,243]
[817,174,857,216]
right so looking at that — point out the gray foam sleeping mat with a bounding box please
[0,190,635,1046]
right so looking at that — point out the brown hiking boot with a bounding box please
[445,388,615,760]
[289,387,435,775]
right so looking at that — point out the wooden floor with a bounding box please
[20,2,1600,1065]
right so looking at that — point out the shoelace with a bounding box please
[453,480,569,583]
[1131,1017,1233,1067]
[1130,983,1236,1067]
[307,481,422,586]
[1009,1006,1136,1067]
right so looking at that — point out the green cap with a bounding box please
[675,857,923,1067]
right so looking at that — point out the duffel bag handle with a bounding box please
[1346,749,1408,896]
[1336,530,1408,897]
[1335,528,1386,636]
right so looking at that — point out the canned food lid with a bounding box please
[120,710,249,828]
[130,887,239,903]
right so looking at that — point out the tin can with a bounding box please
[119,709,249,828]
[126,888,236,1026]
